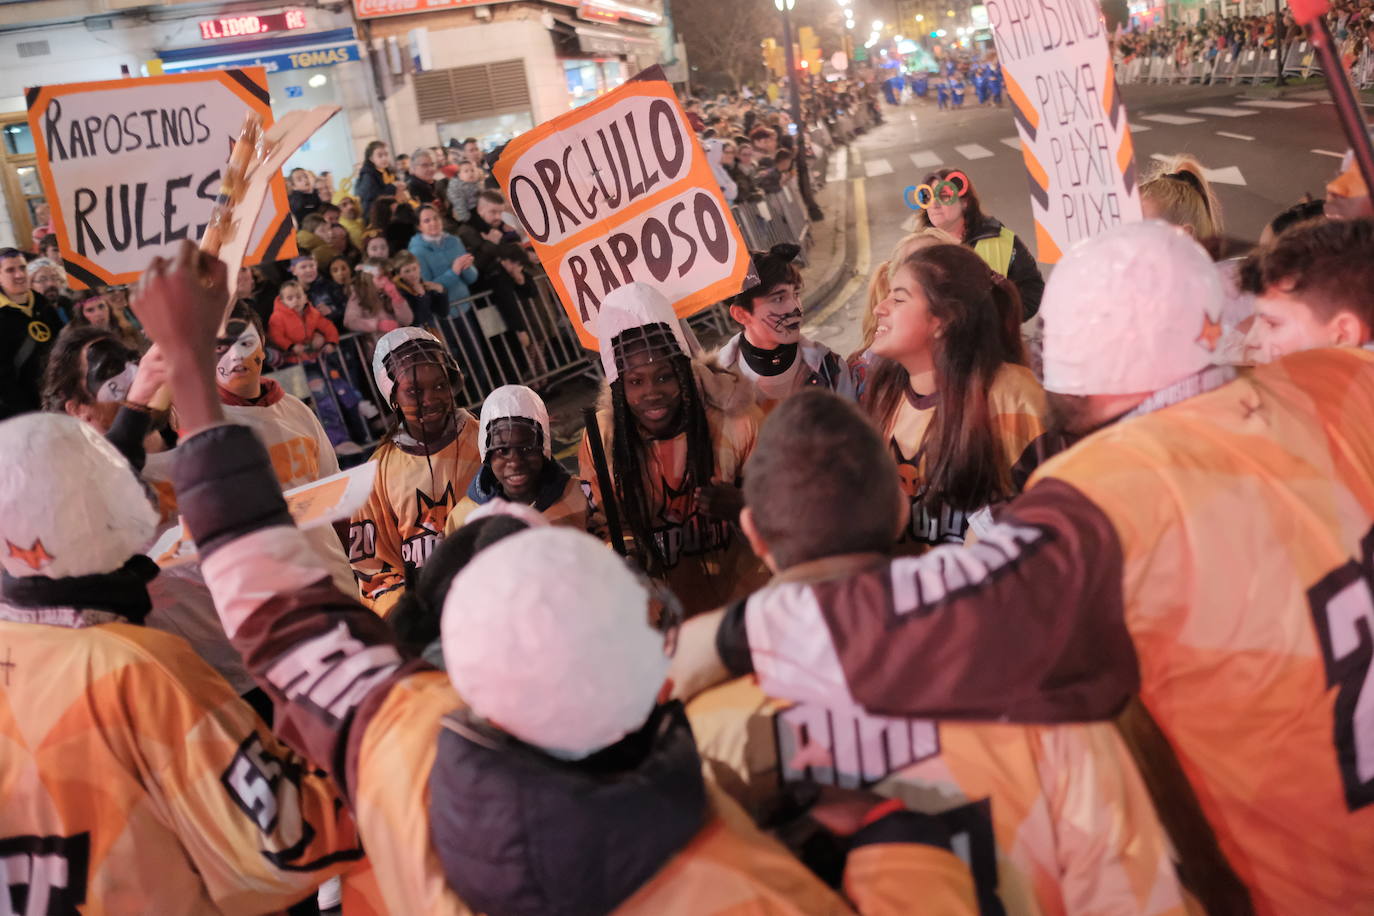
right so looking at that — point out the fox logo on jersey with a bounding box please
[0,832,90,914]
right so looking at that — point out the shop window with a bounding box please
[413,60,531,124]
[3,122,35,157]
[436,112,535,155]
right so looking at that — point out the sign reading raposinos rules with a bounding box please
[25,68,295,289]
[987,0,1142,262]
[493,66,754,349]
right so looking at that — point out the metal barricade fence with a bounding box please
[1212,51,1242,83]
[279,273,600,446]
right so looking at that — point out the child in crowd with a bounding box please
[345,268,411,338]
[390,250,448,327]
[290,255,344,332]
[338,196,367,249]
[446,160,484,224]
[268,278,366,453]
[288,167,323,223]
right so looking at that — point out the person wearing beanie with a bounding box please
[578,282,769,618]
[130,249,984,911]
[445,385,590,533]
[347,327,482,617]
[714,244,856,415]
[681,390,1191,915]
[0,409,362,911]
[681,220,1374,913]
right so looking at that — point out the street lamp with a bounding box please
[773,0,823,220]
[873,19,884,29]
[916,13,924,21]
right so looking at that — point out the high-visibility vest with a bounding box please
[972,225,1016,278]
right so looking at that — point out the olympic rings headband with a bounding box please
[903,172,970,210]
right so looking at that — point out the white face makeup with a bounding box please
[217,325,264,387]
[95,362,138,404]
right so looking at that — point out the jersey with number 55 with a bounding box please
[0,611,363,913]
[743,348,1374,914]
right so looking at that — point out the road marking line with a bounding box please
[864,158,894,178]
[1203,165,1247,186]
[806,178,870,332]
[1128,122,1151,132]
[1141,113,1204,124]
[910,150,942,168]
[1000,136,1022,149]
[1188,106,1260,117]
[827,150,848,183]
[1312,148,1346,158]
[1215,131,1255,141]
[1237,99,1314,109]
[955,143,995,159]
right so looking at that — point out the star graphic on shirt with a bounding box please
[1196,312,1224,353]
[6,538,54,572]
[412,483,456,535]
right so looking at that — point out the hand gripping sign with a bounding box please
[492,66,755,349]
[25,68,299,289]
[982,0,1143,262]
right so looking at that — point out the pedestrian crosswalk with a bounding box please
[853,97,1335,183]
[1142,113,1204,125]
[1187,107,1259,118]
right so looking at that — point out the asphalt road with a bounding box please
[804,83,1352,357]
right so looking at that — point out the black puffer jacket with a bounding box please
[428,702,706,916]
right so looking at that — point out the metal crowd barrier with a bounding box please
[274,272,599,448]
[731,187,813,263]
[1283,39,1324,78]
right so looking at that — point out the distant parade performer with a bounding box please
[950,77,966,108]
[936,78,950,110]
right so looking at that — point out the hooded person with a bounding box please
[702,138,738,204]
[0,412,361,912]
[682,219,1374,913]
[715,244,855,414]
[445,385,592,534]
[577,282,770,618]
[348,326,482,617]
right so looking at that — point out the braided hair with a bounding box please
[607,339,715,578]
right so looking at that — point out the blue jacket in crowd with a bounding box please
[409,232,481,310]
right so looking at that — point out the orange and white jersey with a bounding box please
[579,396,768,617]
[884,362,1047,548]
[347,412,481,616]
[741,349,1374,914]
[688,677,1189,916]
[445,475,593,535]
[0,612,361,913]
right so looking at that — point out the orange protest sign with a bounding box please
[493,66,753,349]
[25,67,296,290]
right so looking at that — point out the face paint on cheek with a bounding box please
[217,327,264,383]
[95,362,138,403]
[764,307,804,343]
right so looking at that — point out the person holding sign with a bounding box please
[578,283,768,619]
[862,244,1047,552]
[348,327,482,618]
[912,169,1045,320]
[714,244,855,415]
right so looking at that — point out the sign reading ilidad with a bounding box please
[25,68,294,289]
[987,0,1142,262]
[493,66,753,349]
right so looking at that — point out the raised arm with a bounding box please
[734,479,1140,723]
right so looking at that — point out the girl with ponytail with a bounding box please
[862,243,1047,550]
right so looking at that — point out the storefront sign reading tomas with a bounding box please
[985,0,1142,262]
[25,68,295,289]
[493,66,753,349]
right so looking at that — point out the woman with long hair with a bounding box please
[578,283,767,617]
[914,168,1045,319]
[863,244,1047,551]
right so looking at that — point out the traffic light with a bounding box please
[761,38,785,76]
[798,26,823,73]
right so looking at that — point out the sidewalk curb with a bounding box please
[803,149,855,316]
